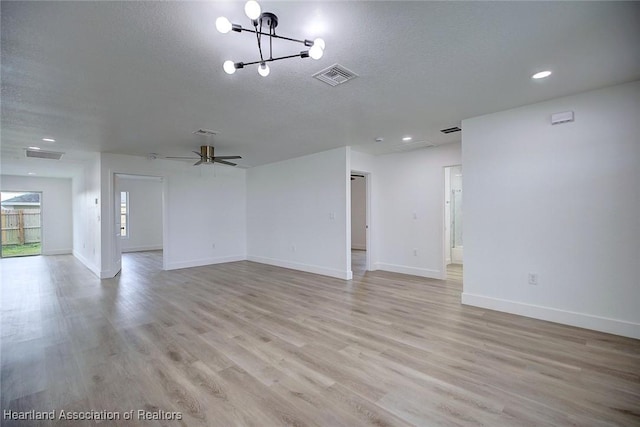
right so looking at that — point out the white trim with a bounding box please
[122,245,163,253]
[248,255,353,280]
[73,250,99,276]
[42,248,72,255]
[166,255,246,271]
[350,168,373,272]
[376,263,443,279]
[461,293,640,340]
[100,266,121,279]
[351,244,366,250]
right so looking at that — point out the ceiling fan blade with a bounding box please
[192,150,206,157]
[213,156,242,160]
[166,156,200,159]
[213,159,237,166]
[193,160,203,166]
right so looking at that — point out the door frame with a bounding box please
[350,169,372,272]
[107,171,167,278]
[442,164,462,280]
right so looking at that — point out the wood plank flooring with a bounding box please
[446,263,463,283]
[1,251,639,426]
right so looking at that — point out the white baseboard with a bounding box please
[165,255,246,271]
[100,266,121,279]
[351,244,366,251]
[42,248,72,255]
[248,255,352,280]
[461,293,640,340]
[122,245,163,253]
[72,251,100,277]
[377,263,443,280]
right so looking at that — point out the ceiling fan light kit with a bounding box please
[217,0,325,76]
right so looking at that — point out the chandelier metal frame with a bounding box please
[217,1,325,76]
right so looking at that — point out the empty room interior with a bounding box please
[1,1,639,426]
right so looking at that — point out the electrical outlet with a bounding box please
[413,248,418,256]
[212,243,216,249]
[291,245,296,252]
[528,273,538,285]
[413,212,418,219]
[329,212,335,220]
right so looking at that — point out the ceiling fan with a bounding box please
[166,146,242,166]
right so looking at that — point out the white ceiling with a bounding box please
[2,1,639,176]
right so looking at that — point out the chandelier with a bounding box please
[216,0,325,77]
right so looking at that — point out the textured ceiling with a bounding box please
[2,1,639,176]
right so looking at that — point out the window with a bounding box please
[120,191,129,238]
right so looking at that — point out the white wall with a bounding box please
[350,176,366,250]
[247,147,351,279]
[99,154,246,278]
[462,80,640,339]
[72,154,102,275]
[119,176,163,252]
[1,175,73,255]
[373,143,462,279]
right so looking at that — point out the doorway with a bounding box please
[350,171,370,276]
[1,191,43,257]
[444,165,463,279]
[112,174,164,276]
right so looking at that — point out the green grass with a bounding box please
[1,243,41,257]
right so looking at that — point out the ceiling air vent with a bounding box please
[193,129,218,136]
[440,126,461,134]
[313,64,358,87]
[26,149,64,160]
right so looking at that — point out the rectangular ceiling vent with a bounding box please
[313,64,358,87]
[193,129,218,136]
[26,149,64,160]
[440,126,461,134]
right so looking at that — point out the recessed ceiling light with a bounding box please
[42,138,56,142]
[532,70,552,79]
[28,146,41,150]
[28,172,36,175]
[375,137,384,143]
[402,136,412,142]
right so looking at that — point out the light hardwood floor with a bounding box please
[446,263,463,283]
[1,252,639,426]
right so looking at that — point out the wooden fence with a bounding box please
[1,209,41,245]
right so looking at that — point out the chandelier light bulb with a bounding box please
[216,17,232,34]
[223,60,237,74]
[309,43,324,60]
[258,62,270,77]
[244,1,262,20]
[313,38,325,50]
